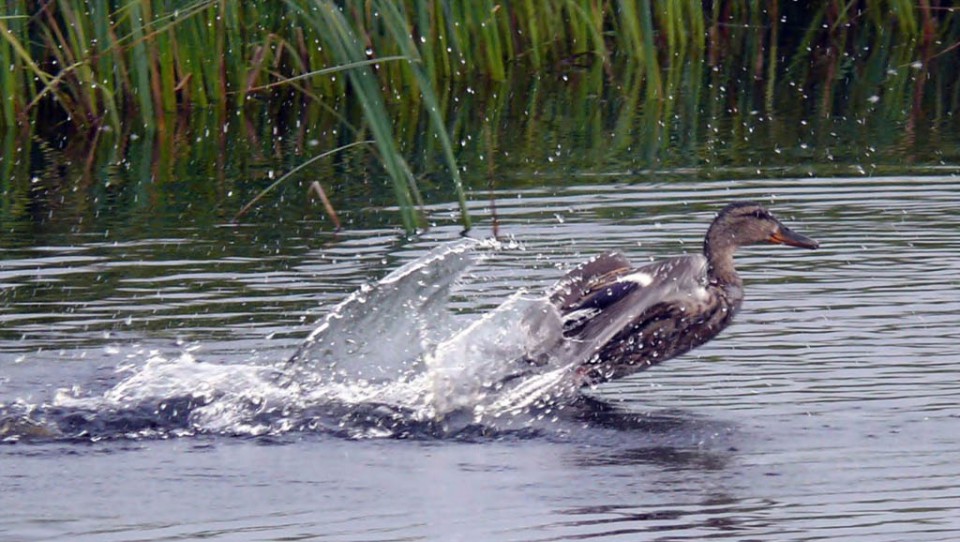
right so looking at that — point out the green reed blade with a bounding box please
[562,0,608,63]
[126,0,155,130]
[287,0,422,231]
[0,14,27,125]
[221,0,244,108]
[0,19,59,101]
[480,1,506,81]
[638,0,661,98]
[615,0,644,60]
[156,27,176,113]
[245,56,409,93]
[54,0,98,121]
[521,0,542,67]
[377,0,472,230]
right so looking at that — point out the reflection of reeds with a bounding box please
[1,2,959,229]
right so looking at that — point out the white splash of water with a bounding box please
[51,238,584,437]
[54,351,291,436]
[283,237,499,386]
[424,293,579,419]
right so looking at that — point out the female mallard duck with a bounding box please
[545,201,818,386]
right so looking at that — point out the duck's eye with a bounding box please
[748,209,777,222]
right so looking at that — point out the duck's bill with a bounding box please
[769,226,819,249]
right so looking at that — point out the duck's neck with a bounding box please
[703,240,743,291]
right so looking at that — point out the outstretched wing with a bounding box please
[548,251,633,311]
[551,254,714,380]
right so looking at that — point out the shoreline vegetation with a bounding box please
[1,1,959,231]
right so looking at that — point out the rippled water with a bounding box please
[2,174,960,540]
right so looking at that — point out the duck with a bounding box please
[543,201,818,387]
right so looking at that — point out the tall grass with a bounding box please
[1,1,959,230]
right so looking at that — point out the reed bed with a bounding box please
[1,1,959,230]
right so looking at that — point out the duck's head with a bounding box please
[705,201,819,258]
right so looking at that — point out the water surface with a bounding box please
[4,52,960,540]
[3,166,960,540]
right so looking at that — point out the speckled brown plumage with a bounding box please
[547,201,818,386]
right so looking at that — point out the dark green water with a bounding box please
[2,66,960,540]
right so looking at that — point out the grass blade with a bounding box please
[377,0,472,230]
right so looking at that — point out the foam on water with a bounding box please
[4,238,588,441]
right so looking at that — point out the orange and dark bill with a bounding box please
[769,225,819,249]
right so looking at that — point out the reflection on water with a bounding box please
[3,60,960,247]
